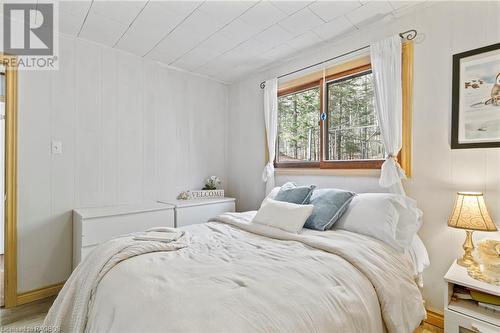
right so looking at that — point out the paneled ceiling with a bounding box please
[59,0,427,83]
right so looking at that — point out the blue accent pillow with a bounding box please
[274,182,316,204]
[304,189,355,231]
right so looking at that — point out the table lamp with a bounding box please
[448,192,497,267]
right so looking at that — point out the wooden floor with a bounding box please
[0,296,443,332]
[0,296,55,329]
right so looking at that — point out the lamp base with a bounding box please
[457,230,476,268]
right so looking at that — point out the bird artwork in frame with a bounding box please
[451,42,500,149]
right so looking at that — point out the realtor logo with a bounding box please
[2,2,58,70]
[4,3,53,55]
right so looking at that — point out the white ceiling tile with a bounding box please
[278,7,324,36]
[312,16,356,41]
[179,9,228,40]
[153,33,199,64]
[390,1,427,17]
[232,38,272,57]
[198,1,257,25]
[115,3,186,56]
[131,2,187,31]
[59,1,91,36]
[151,10,227,63]
[239,1,287,30]
[115,26,165,56]
[152,1,202,17]
[59,17,82,36]
[200,19,260,54]
[217,50,257,67]
[286,31,324,50]
[270,1,312,15]
[60,1,91,17]
[308,1,362,22]
[172,45,222,71]
[79,12,128,47]
[201,32,241,54]
[254,25,294,49]
[90,1,146,25]
[220,18,261,41]
[389,1,423,10]
[346,1,394,27]
[262,44,296,62]
[197,60,233,78]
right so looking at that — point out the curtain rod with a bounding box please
[260,29,417,89]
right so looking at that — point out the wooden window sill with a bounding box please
[274,168,381,177]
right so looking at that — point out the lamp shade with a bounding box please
[448,192,497,231]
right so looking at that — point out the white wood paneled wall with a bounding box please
[17,36,228,292]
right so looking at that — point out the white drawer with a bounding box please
[445,308,500,333]
[81,210,174,247]
[176,201,235,228]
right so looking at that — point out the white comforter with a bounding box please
[46,211,425,333]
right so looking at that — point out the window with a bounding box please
[275,44,413,172]
[324,68,384,165]
[277,85,320,165]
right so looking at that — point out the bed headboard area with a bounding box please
[275,173,389,194]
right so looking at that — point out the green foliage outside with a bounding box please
[278,88,320,162]
[327,72,384,161]
[277,71,384,163]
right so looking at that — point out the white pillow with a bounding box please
[253,198,313,233]
[334,193,423,252]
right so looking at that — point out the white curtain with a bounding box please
[262,78,278,195]
[370,36,406,195]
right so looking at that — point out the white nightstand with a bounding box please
[158,197,235,228]
[444,260,500,333]
[73,203,175,268]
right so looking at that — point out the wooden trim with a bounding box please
[16,282,65,306]
[275,161,319,169]
[320,159,384,169]
[2,54,18,308]
[401,41,413,177]
[425,309,444,329]
[278,80,320,97]
[324,63,371,83]
[275,167,380,177]
[278,55,371,92]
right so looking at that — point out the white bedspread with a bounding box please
[46,211,425,333]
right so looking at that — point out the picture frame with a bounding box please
[451,42,500,149]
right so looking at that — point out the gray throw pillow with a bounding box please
[304,188,355,231]
[274,182,316,204]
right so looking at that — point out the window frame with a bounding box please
[273,42,413,174]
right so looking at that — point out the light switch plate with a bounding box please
[51,140,62,154]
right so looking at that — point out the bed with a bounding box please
[44,207,427,333]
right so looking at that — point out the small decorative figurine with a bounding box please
[176,191,190,200]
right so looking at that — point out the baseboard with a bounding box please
[16,281,65,306]
[425,308,444,329]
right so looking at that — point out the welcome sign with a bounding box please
[190,190,224,199]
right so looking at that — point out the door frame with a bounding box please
[1,54,18,308]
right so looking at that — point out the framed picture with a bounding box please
[451,42,500,149]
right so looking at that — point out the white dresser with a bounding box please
[73,203,175,268]
[444,260,500,333]
[158,197,235,228]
